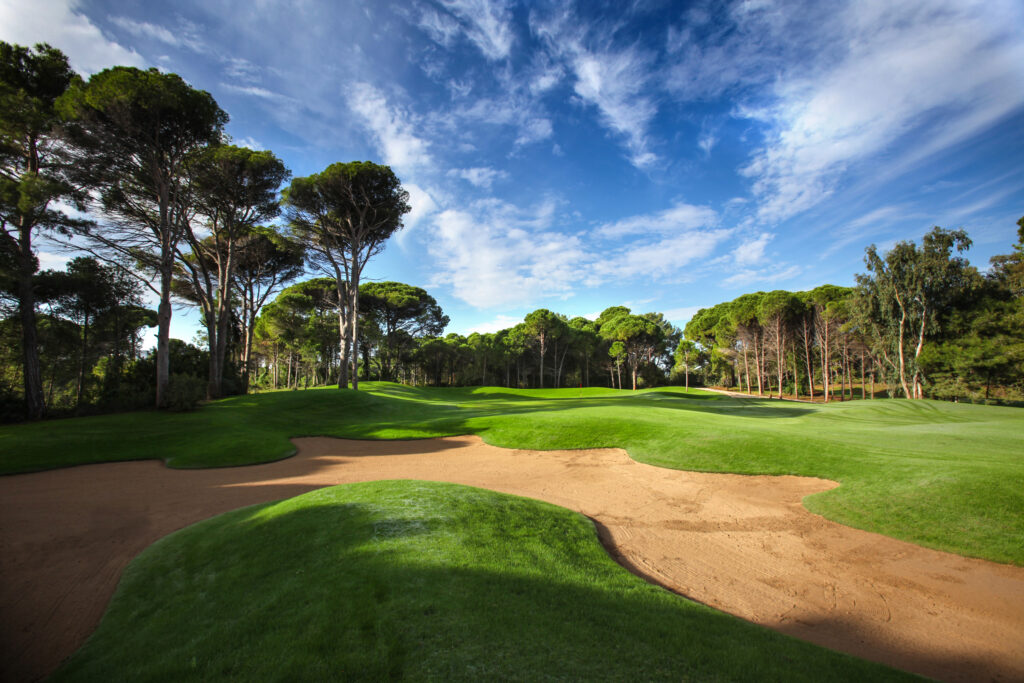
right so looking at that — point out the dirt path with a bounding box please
[2,436,1023,682]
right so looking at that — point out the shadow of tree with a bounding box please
[53,483,915,682]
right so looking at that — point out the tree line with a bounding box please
[3,41,1021,421]
[682,224,1024,403]
[248,294,681,392]
[1,42,407,419]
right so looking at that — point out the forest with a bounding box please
[2,42,1023,422]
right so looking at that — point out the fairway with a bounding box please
[2,383,1021,564]
[2,385,1023,681]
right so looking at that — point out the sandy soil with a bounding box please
[2,436,1023,682]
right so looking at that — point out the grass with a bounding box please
[52,481,914,682]
[2,382,1021,564]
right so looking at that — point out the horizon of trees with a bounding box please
[2,41,1022,422]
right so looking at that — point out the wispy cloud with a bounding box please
[533,10,660,168]
[234,135,264,150]
[428,198,587,308]
[219,83,291,101]
[732,232,772,265]
[737,0,1024,223]
[448,166,508,189]
[595,201,718,238]
[594,229,734,281]
[347,82,432,171]
[723,264,803,288]
[461,313,524,334]
[0,0,144,74]
[440,0,515,60]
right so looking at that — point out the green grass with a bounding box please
[52,481,914,682]
[2,382,1022,564]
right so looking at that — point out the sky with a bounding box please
[3,0,1024,344]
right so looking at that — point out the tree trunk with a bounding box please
[896,304,911,399]
[742,342,751,394]
[754,336,763,396]
[76,310,90,412]
[538,333,546,389]
[337,305,349,389]
[155,260,173,409]
[803,320,814,401]
[775,320,784,400]
[860,352,866,400]
[822,323,830,403]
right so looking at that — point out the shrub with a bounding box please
[166,374,205,412]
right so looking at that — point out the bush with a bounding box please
[166,374,205,412]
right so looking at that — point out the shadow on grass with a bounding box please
[52,490,915,683]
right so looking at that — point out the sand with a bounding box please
[2,435,1023,682]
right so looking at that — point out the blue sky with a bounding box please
[3,0,1024,343]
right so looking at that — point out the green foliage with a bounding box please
[165,373,205,412]
[854,227,980,398]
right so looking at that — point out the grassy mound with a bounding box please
[2,383,1021,563]
[52,481,912,682]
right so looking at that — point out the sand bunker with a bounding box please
[2,436,1023,682]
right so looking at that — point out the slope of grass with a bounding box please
[2,382,1022,563]
[52,481,913,682]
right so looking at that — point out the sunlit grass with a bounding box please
[2,382,1022,563]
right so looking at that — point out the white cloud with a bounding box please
[219,83,290,101]
[395,183,439,248]
[428,199,587,308]
[448,167,508,189]
[570,47,658,168]
[108,16,179,46]
[234,136,264,150]
[347,83,432,170]
[595,229,734,281]
[698,132,717,156]
[0,0,144,74]
[417,5,461,47]
[732,232,773,265]
[440,0,515,60]
[738,0,1024,222]
[462,314,523,334]
[723,264,803,288]
[595,201,718,239]
[661,305,703,327]
[108,15,206,53]
[532,11,659,168]
[514,117,553,146]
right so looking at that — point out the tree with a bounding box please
[359,281,448,382]
[757,290,800,399]
[36,257,117,410]
[674,339,697,390]
[59,66,228,408]
[568,316,599,387]
[175,145,289,398]
[600,312,663,390]
[523,308,566,389]
[232,225,305,392]
[284,161,409,390]
[0,42,86,418]
[989,216,1024,298]
[854,228,978,399]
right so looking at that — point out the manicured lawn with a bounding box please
[52,481,913,682]
[2,383,1022,564]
